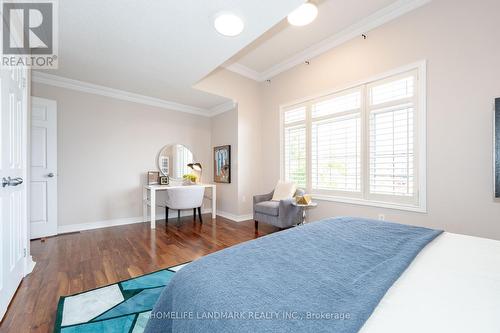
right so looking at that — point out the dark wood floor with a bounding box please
[0,215,277,333]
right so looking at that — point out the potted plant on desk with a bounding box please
[182,173,198,185]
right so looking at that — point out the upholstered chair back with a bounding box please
[165,186,205,210]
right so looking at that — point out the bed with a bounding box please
[145,217,500,333]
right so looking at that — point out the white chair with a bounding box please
[165,186,205,226]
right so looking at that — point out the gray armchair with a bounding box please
[253,189,305,230]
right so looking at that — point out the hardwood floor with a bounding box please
[0,215,277,333]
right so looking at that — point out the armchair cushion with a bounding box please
[255,201,279,216]
[271,181,296,201]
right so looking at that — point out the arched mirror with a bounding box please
[158,144,194,180]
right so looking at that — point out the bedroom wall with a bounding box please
[196,70,263,217]
[32,83,212,228]
[259,0,500,240]
[210,108,239,216]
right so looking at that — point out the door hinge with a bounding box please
[23,248,27,257]
[22,78,27,89]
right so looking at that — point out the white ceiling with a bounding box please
[37,0,304,112]
[225,0,429,80]
[230,0,396,72]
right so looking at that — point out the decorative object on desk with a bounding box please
[495,98,500,198]
[147,171,160,185]
[182,173,198,185]
[188,162,203,183]
[158,144,194,178]
[160,176,170,185]
[187,163,202,172]
[295,194,312,205]
[214,145,231,183]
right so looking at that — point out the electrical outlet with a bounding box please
[378,214,385,221]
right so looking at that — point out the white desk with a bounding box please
[143,184,216,229]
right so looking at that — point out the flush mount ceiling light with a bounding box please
[214,13,244,37]
[287,2,318,26]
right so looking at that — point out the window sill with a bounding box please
[312,194,427,213]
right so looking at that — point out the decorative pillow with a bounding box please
[271,181,297,201]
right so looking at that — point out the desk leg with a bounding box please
[143,187,148,222]
[212,187,216,219]
[151,189,156,229]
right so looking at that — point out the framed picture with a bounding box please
[160,176,169,185]
[147,171,160,185]
[495,98,500,198]
[214,145,231,183]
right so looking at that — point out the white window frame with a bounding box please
[279,61,427,213]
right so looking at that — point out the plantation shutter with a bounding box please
[368,72,417,200]
[283,107,307,188]
[280,65,423,209]
[311,91,361,193]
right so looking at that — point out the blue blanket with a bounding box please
[145,217,442,333]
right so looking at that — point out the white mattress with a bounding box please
[360,232,500,333]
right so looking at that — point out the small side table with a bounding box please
[292,201,318,225]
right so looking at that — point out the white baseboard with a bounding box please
[217,210,253,222]
[57,208,212,234]
[56,209,254,234]
[57,216,146,234]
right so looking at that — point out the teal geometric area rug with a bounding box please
[53,262,189,333]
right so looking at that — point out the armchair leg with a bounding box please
[197,207,203,223]
[165,207,169,226]
[193,208,196,221]
[254,220,258,230]
[178,210,181,220]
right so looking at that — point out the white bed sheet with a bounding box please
[360,232,500,333]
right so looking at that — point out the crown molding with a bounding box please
[223,63,261,81]
[209,100,237,116]
[225,0,431,82]
[32,72,222,117]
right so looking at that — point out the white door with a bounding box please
[30,97,57,239]
[0,67,28,320]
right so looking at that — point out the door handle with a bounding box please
[47,173,55,178]
[2,177,23,188]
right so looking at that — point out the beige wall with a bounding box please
[31,0,500,240]
[32,83,212,226]
[259,0,500,239]
[210,108,239,215]
[196,70,263,215]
